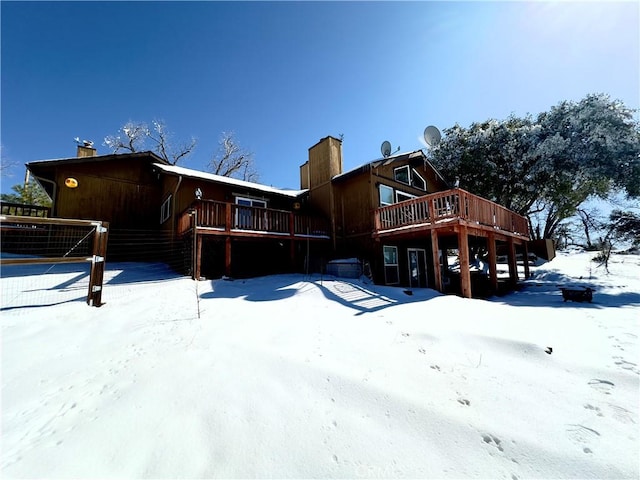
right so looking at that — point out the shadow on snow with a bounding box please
[200,274,441,315]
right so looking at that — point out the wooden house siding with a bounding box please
[33,156,163,228]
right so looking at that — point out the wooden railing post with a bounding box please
[225,203,232,232]
[87,221,109,307]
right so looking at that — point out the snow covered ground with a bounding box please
[1,250,638,479]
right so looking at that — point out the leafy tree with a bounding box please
[104,120,197,165]
[0,181,51,207]
[208,132,258,182]
[429,94,640,241]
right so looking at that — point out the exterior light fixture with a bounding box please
[65,177,79,188]
[195,187,203,199]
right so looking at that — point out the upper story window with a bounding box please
[394,165,427,191]
[160,194,171,224]
[379,185,394,206]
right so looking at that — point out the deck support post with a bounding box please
[457,225,472,298]
[507,237,518,287]
[195,235,203,280]
[430,229,442,293]
[225,237,232,277]
[523,241,531,279]
[487,232,498,295]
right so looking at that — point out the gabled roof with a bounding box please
[332,149,449,186]
[153,163,307,199]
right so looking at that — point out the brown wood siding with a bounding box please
[53,159,161,227]
[333,174,373,239]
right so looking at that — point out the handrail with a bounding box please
[375,188,530,238]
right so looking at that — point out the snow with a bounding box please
[1,251,639,478]
[152,163,306,198]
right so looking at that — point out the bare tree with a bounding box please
[209,132,258,182]
[103,120,196,165]
[576,207,602,249]
[0,144,19,178]
[104,121,149,154]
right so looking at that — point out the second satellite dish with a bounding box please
[381,140,392,158]
[423,126,441,147]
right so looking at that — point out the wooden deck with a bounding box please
[373,188,530,240]
[178,200,330,279]
[373,189,530,298]
[178,199,330,240]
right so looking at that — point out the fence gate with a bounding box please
[0,215,109,307]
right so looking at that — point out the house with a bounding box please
[25,144,331,279]
[20,136,530,298]
[300,136,531,298]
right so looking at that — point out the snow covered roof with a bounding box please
[152,163,307,198]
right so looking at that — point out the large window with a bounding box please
[160,194,171,224]
[394,165,427,191]
[379,185,394,206]
[383,245,399,284]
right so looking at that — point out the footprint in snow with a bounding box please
[588,379,614,394]
[482,433,504,452]
[566,424,600,448]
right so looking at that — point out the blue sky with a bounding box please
[1,1,638,194]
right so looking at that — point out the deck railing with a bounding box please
[0,202,50,218]
[374,189,530,238]
[178,199,330,238]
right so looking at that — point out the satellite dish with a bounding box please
[381,140,392,158]
[423,126,441,147]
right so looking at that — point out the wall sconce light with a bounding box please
[65,177,79,188]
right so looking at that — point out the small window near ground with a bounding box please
[379,184,394,206]
[160,195,171,224]
[383,245,399,284]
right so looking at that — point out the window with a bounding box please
[394,165,427,191]
[383,246,399,284]
[160,195,171,224]
[395,191,416,203]
[379,185,394,206]
[235,197,267,208]
[410,168,426,190]
[394,166,410,185]
[235,196,267,230]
